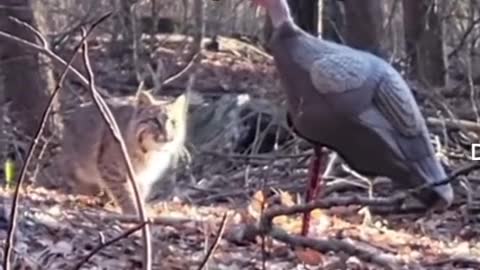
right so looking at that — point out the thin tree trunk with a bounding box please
[193,0,205,52]
[317,0,324,35]
[0,73,4,186]
[403,0,446,86]
[344,0,385,57]
[264,0,321,48]
[0,0,59,137]
[287,0,321,36]
[321,0,345,43]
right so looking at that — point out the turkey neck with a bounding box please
[264,0,294,28]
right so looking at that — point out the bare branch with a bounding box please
[0,26,112,98]
[2,13,111,270]
[80,27,152,270]
[447,17,480,59]
[406,162,480,194]
[197,212,228,270]
[162,51,201,88]
[8,16,47,47]
[268,227,405,269]
[73,221,148,270]
[427,117,480,133]
[87,212,199,227]
[258,195,403,230]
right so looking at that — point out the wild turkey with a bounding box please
[252,0,454,236]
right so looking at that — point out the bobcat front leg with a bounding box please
[97,132,141,216]
[99,162,140,216]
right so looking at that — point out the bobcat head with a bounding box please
[117,90,191,203]
[129,90,190,164]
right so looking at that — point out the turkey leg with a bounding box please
[301,146,326,236]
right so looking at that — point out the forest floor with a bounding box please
[1,33,480,270]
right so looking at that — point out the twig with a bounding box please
[427,117,480,133]
[73,221,148,270]
[258,195,403,230]
[254,195,406,269]
[405,162,480,196]
[80,28,152,270]
[196,212,228,270]
[8,16,48,47]
[88,212,198,227]
[0,24,111,98]
[268,227,404,269]
[447,17,480,59]
[162,52,201,87]
[2,13,111,270]
[422,255,480,268]
[201,150,312,160]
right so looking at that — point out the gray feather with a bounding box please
[373,66,422,137]
[268,22,454,208]
[310,54,371,94]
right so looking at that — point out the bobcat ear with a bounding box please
[172,93,187,111]
[137,91,155,106]
[167,92,189,119]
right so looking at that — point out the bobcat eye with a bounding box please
[154,114,167,129]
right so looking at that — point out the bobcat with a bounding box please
[56,91,189,215]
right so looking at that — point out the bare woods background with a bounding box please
[1,1,480,269]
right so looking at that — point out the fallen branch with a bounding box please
[201,150,312,161]
[2,13,111,270]
[73,221,148,270]
[89,212,199,227]
[238,219,406,269]
[247,161,480,269]
[252,193,408,269]
[405,162,480,196]
[423,255,480,268]
[259,195,403,229]
[427,117,480,133]
[268,227,405,269]
[197,212,228,270]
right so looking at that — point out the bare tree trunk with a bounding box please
[110,0,136,57]
[321,0,345,43]
[0,76,4,186]
[317,0,324,35]
[0,0,59,137]
[263,14,273,46]
[193,0,205,52]
[264,0,321,47]
[287,0,321,36]
[344,0,385,57]
[403,0,447,86]
[119,0,137,42]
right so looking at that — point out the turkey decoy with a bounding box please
[252,0,454,236]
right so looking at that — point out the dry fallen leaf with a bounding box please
[294,247,324,266]
[279,190,295,207]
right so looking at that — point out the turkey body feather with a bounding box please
[271,22,453,206]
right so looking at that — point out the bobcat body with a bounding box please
[56,91,189,215]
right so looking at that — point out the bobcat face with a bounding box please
[135,108,171,153]
[132,91,187,156]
